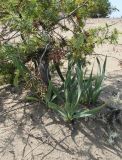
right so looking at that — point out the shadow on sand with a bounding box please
[0,74,122,160]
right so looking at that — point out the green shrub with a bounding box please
[76,0,117,18]
[0,0,118,89]
[89,0,114,18]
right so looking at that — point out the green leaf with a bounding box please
[25,96,39,101]
[48,102,66,119]
[96,57,101,73]
[13,69,20,87]
[74,103,106,119]
[102,56,107,75]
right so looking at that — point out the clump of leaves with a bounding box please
[80,56,107,105]
[45,57,107,122]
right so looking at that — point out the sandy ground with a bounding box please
[0,18,122,160]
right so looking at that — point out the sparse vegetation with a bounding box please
[0,1,122,159]
[0,0,118,122]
